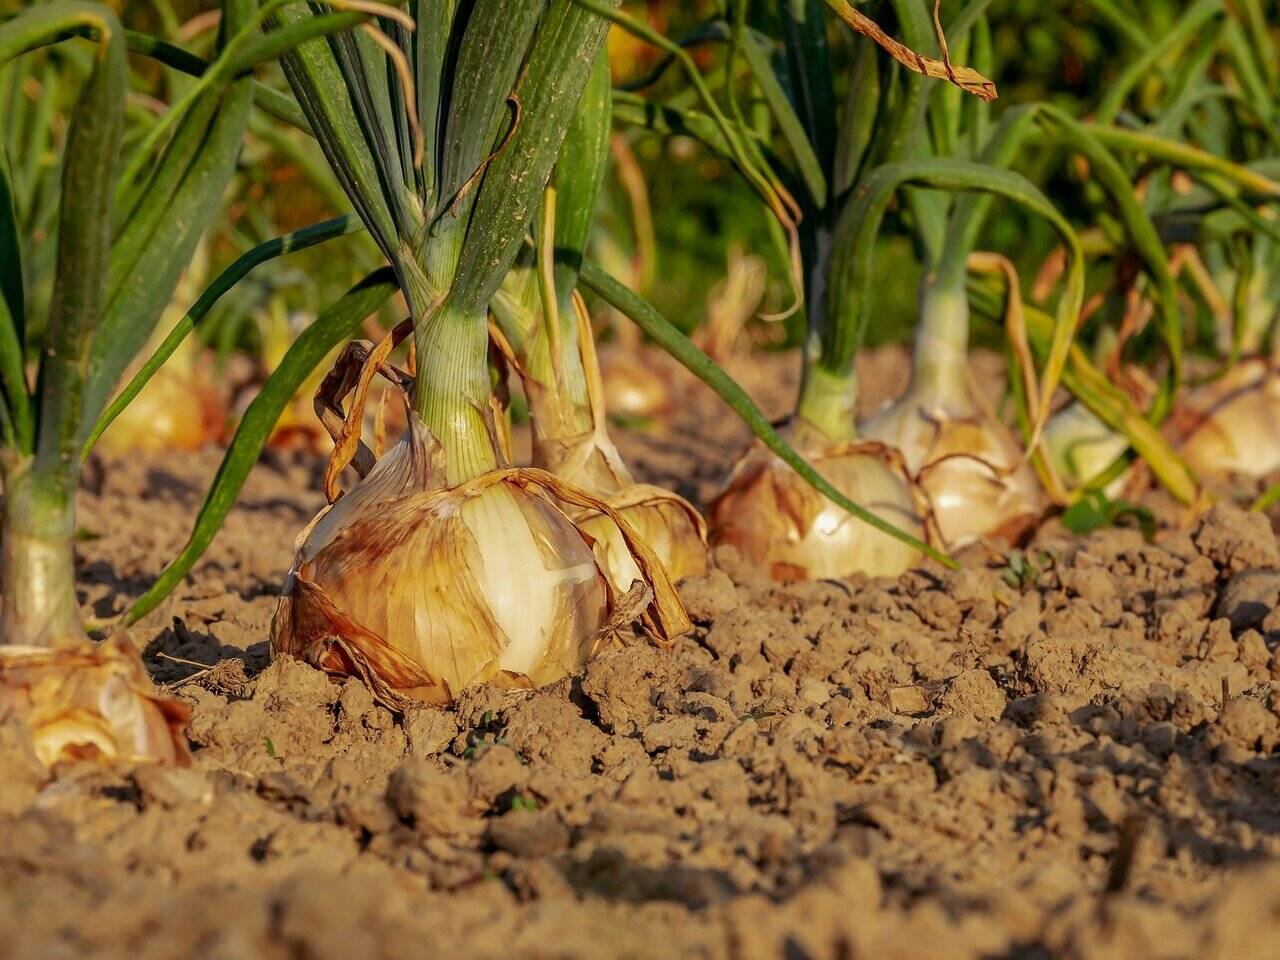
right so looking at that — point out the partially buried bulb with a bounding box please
[272,407,689,708]
[1172,357,1280,481]
[0,637,190,768]
[708,421,924,582]
[861,388,1043,548]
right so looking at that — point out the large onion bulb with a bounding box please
[1173,357,1280,479]
[0,637,190,768]
[708,424,924,582]
[273,417,689,708]
[862,389,1042,548]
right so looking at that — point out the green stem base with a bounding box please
[796,364,858,446]
[412,306,501,486]
[907,279,973,412]
[2,467,84,648]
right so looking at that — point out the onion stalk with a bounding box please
[861,277,1044,547]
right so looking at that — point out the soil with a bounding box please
[6,346,1280,959]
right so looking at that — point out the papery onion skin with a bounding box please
[271,423,674,708]
[534,424,709,595]
[1174,358,1280,480]
[708,435,923,582]
[0,637,190,769]
[599,347,672,420]
[862,392,1042,548]
[580,489,708,592]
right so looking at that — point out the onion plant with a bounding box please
[0,0,395,768]
[1144,3,1280,484]
[1032,0,1280,491]
[490,50,708,595]
[604,0,1069,574]
[259,0,703,709]
[819,10,1216,546]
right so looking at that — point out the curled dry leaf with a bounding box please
[0,636,191,769]
[825,0,997,102]
[708,422,925,582]
[271,415,690,710]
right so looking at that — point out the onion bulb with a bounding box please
[579,486,707,592]
[708,422,924,582]
[1043,402,1129,494]
[272,415,690,708]
[0,637,190,768]
[539,425,708,592]
[1173,357,1280,479]
[100,243,226,455]
[516,295,708,593]
[598,345,672,420]
[98,355,225,456]
[862,387,1042,548]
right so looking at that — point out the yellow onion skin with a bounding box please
[98,364,225,456]
[599,347,672,420]
[1174,358,1280,480]
[0,637,190,769]
[273,427,625,707]
[532,425,709,595]
[708,435,923,582]
[862,392,1042,548]
[580,490,707,592]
